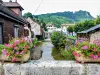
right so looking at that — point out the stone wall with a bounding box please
[90,31,100,43]
[0,61,100,75]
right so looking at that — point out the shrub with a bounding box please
[61,46,75,60]
[51,31,67,49]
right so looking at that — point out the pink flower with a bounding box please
[93,55,99,60]
[73,52,77,56]
[12,57,17,62]
[14,47,19,50]
[20,51,24,54]
[92,48,97,52]
[75,41,79,46]
[77,54,81,57]
[16,52,19,55]
[2,49,9,56]
[90,54,94,58]
[90,54,99,60]
[98,52,100,57]
[2,49,7,55]
[25,46,29,49]
[5,44,14,48]
[14,40,20,44]
[81,45,88,50]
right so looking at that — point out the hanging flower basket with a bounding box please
[72,39,100,63]
[74,54,100,63]
[0,51,30,62]
[0,37,38,62]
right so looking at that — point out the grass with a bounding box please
[52,47,75,60]
[52,47,66,60]
[67,36,76,40]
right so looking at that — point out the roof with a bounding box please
[77,24,100,34]
[4,2,24,10]
[61,24,75,26]
[0,2,27,24]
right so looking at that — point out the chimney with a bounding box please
[9,0,12,2]
[0,0,3,3]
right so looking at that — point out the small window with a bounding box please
[14,26,19,37]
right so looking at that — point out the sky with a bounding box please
[3,0,100,17]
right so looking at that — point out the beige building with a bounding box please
[61,24,75,35]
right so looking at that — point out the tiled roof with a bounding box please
[4,2,24,10]
[77,24,100,34]
[0,3,26,24]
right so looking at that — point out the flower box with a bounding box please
[75,55,100,63]
[0,51,30,62]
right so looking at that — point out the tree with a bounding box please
[96,16,100,24]
[67,26,74,36]
[74,20,95,33]
[23,12,33,19]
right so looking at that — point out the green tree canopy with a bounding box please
[74,20,96,33]
[23,12,33,19]
[96,16,100,24]
[67,26,74,33]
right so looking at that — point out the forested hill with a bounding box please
[34,10,94,27]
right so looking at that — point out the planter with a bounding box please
[75,55,100,63]
[0,51,30,62]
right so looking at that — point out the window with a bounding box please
[14,26,19,37]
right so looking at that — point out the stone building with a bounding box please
[0,0,30,44]
[77,24,100,43]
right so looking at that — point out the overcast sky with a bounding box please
[3,0,100,17]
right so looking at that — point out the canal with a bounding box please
[39,39,54,61]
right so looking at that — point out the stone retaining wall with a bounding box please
[0,61,100,75]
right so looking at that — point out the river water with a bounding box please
[39,39,54,61]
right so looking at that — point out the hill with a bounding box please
[34,10,94,27]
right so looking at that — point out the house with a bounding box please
[61,24,75,35]
[77,24,100,43]
[26,18,44,39]
[0,0,29,44]
[46,24,57,33]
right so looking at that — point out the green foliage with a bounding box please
[67,26,74,33]
[52,47,65,60]
[0,45,5,54]
[51,31,67,49]
[61,49,75,60]
[96,16,100,24]
[34,10,94,27]
[23,12,33,19]
[74,20,96,32]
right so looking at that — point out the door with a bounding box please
[0,25,3,44]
